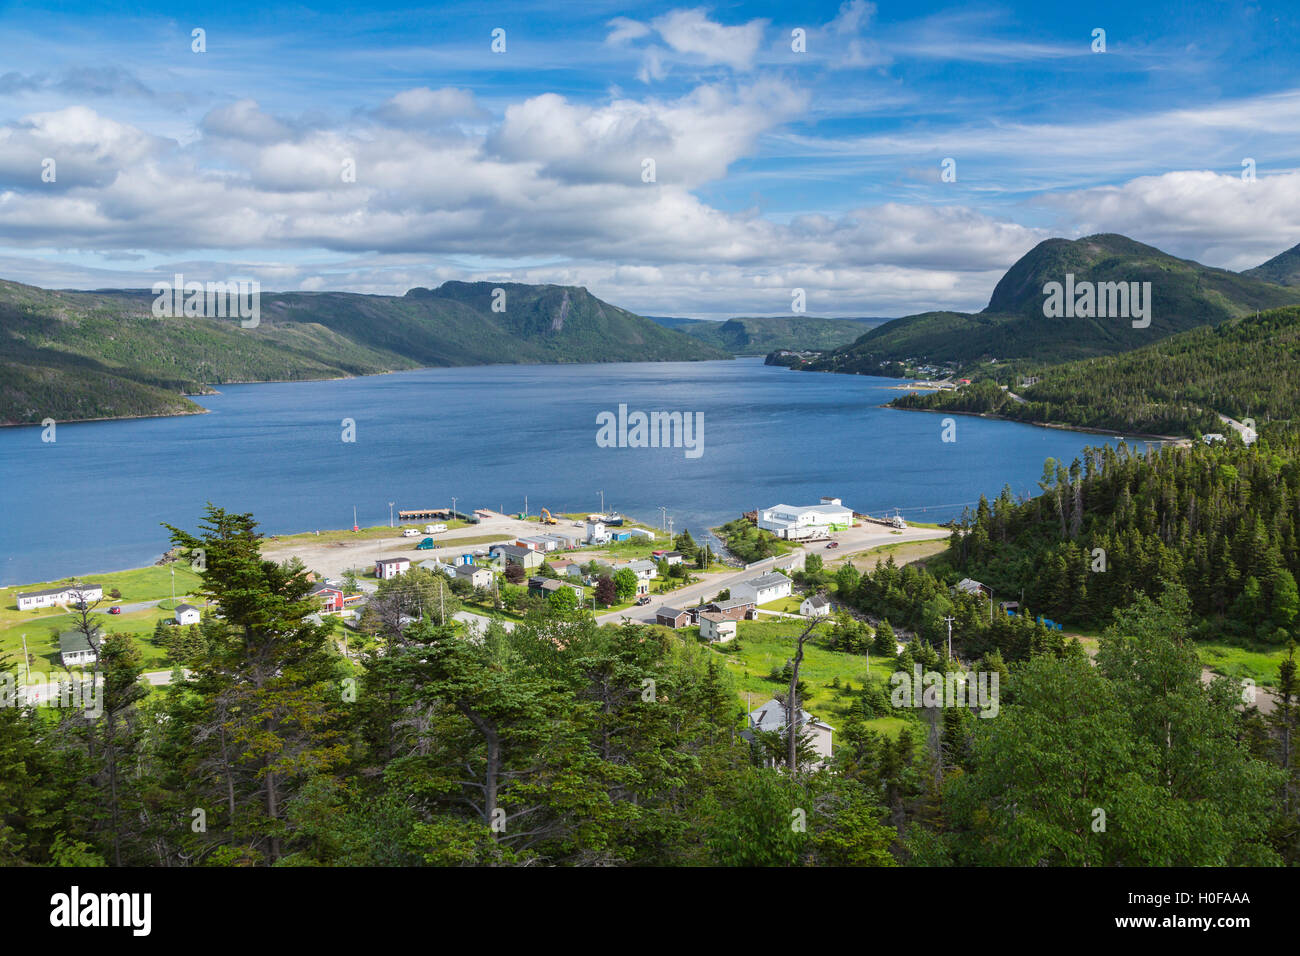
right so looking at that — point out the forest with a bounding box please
[1,500,1295,867]
[890,304,1300,437]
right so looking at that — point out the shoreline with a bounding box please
[0,356,745,428]
[882,402,1190,445]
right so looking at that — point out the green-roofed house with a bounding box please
[59,628,101,668]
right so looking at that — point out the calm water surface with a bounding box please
[0,358,1125,585]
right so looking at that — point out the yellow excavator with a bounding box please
[539,508,558,525]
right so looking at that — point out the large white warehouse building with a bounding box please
[757,497,854,539]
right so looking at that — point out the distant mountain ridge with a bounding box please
[0,279,726,425]
[653,315,890,354]
[1244,242,1300,287]
[804,234,1300,373]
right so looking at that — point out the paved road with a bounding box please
[260,516,568,581]
[596,524,950,626]
[453,610,516,636]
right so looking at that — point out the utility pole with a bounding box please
[451,496,457,520]
[524,495,528,518]
[388,501,395,528]
[943,615,955,660]
[658,506,667,530]
[599,490,605,515]
[21,635,30,685]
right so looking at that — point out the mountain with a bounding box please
[0,280,726,425]
[643,315,701,330]
[669,315,888,354]
[806,234,1300,373]
[890,303,1300,437]
[1244,242,1300,287]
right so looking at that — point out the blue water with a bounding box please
[0,358,1122,586]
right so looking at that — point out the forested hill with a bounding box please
[666,315,887,354]
[0,279,726,425]
[1244,241,1300,287]
[890,303,1300,437]
[804,233,1300,372]
[942,428,1300,640]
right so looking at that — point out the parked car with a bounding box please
[635,596,651,606]
[825,541,840,549]
[108,606,122,615]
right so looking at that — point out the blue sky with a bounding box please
[1,0,1298,317]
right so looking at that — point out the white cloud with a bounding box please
[650,9,768,71]
[605,17,651,45]
[366,87,486,127]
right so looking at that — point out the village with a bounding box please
[1,497,952,760]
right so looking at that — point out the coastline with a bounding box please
[0,356,743,428]
[882,402,1191,445]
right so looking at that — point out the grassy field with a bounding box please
[758,595,805,613]
[1196,642,1292,688]
[704,617,914,739]
[833,538,948,573]
[266,521,472,545]
[1,605,179,676]
[1,564,203,622]
[0,562,208,679]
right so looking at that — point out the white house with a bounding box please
[174,603,201,626]
[375,557,411,580]
[757,497,854,540]
[455,565,495,589]
[954,578,991,598]
[59,628,101,668]
[698,612,737,643]
[16,583,104,612]
[585,521,607,543]
[621,559,657,581]
[731,571,793,606]
[419,559,457,578]
[745,698,835,766]
[800,593,831,618]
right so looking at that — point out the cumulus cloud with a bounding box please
[609,8,769,80]
[650,8,768,71]
[1045,169,1300,269]
[365,87,487,127]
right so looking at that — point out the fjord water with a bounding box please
[0,358,1119,586]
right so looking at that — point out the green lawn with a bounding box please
[758,595,805,613]
[1197,642,1292,689]
[1,605,180,678]
[1,564,204,626]
[705,618,912,738]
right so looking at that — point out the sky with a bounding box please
[0,0,1298,318]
